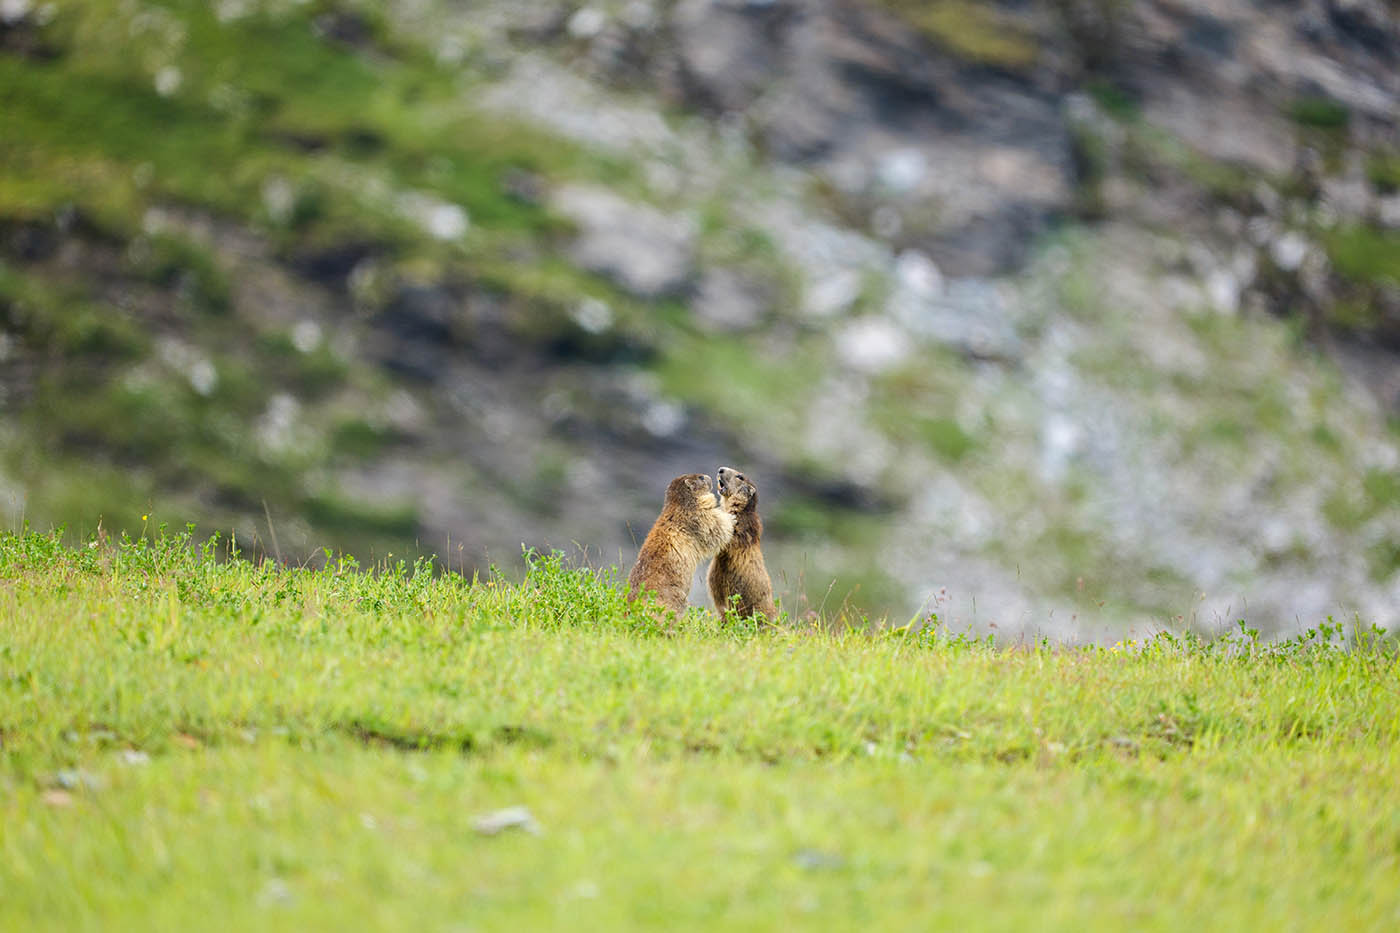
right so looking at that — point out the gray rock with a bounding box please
[1321,175,1374,224]
[553,185,697,299]
[794,849,846,871]
[893,250,943,299]
[473,805,543,836]
[888,276,1023,362]
[570,297,614,334]
[1205,268,1241,315]
[802,267,863,319]
[875,148,927,194]
[1270,232,1310,272]
[396,192,469,241]
[834,316,909,374]
[257,878,295,908]
[0,1,34,26]
[1377,195,1400,230]
[1326,0,1398,57]
[53,769,103,791]
[671,0,785,113]
[692,267,769,332]
[566,7,606,40]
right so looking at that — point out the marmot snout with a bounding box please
[627,473,736,616]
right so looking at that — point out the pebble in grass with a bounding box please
[472,805,543,836]
[794,849,846,871]
[119,749,151,767]
[257,878,295,909]
[40,789,74,807]
[53,769,103,792]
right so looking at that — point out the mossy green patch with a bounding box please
[1087,79,1141,121]
[302,493,418,538]
[1324,226,1400,288]
[329,419,396,459]
[0,262,148,359]
[1119,125,1257,205]
[1368,153,1400,194]
[655,333,829,441]
[1288,97,1350,130]
[129,234,233,314]
[1327,297,1384,333]
[876,0,1039,69]
[0,0,620,252]
[1321,468,1400,535]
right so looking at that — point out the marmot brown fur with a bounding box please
[627,473,735,616]
[707,466,777,621]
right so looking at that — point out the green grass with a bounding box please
[1369,153,1400,194]
[1318,227,1400,342]
[2,529,1399,929]
[0,1,596,240]
[1288,97,1351,130]
[655,333,832,442]
[1323,226,1400,288]
[874,0,1039,69]
[0,261,148,359]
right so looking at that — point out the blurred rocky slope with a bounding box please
[2,0,1398,639]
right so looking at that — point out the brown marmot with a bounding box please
[707,466,777,621]
[627,473,736,617]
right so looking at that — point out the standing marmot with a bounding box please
[627,473,735,616]
[707,466,777,621]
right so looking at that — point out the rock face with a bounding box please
[398,0,1400,639]
[6,0,1400,641]
[667,0,1075,276]
[671,0,788,114]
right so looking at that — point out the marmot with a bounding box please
[627,473,735,616]
[707,466,777,621]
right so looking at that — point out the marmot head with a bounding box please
[716,466,758,512]
[665,473,717,510]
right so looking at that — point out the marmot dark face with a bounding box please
[666,473,717,510]
[708,465,775,620]
[716,467,757,512]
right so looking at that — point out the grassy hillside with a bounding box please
[0,0,900,608]
[0,0,644,551]
[2,529,1398,930]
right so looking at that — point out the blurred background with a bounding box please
[2,0,1398,639]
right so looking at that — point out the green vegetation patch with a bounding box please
[302,493,419,538]
[1323,226,1400,288]
[0,531,1398,930]
[876,0,1039,69]
[655,333,831,443]
[0,261,148,359]
[1369,153,1400,194]
[0,0,618,248]
[1288,96,1351,130]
